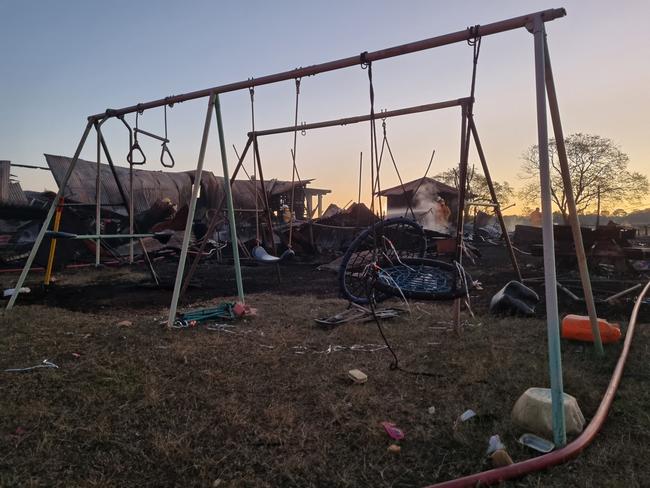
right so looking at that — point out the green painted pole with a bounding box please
[533,17,566,446]
[214,94,245,304]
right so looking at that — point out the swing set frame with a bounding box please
[6,7,602,447]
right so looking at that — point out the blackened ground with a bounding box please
[0,243,648,487]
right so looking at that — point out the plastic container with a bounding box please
[561,314,621,344]
[518,433,555,453]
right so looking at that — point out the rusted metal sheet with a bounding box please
[46,154,193,214]
[46,154,312,217]
[8,182,28,205]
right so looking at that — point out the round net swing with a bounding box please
[338,217,473,304]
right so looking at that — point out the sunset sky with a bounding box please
[1,0,648,214]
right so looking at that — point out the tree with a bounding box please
[435,165,514,207]
[519,133,648,223]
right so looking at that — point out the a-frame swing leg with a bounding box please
[215,94,245,304]
[6,121,94,310]
[177,136,254,303]
[452,102,471,334]
[532,17,566,447]
[167,93,217,328]
[95,129,102,266]
[468,115,523,282]
[544,37,603,355]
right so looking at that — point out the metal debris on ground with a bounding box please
[5,359,59,373]
[171,319,198,329]
[292,344,387,354]
[314,303,404,328]
[205,323,239,333]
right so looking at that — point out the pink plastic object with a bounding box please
[233,303,257,317]
[381,421,405,441]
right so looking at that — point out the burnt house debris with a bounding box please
[0,156,332,267]
[378,177,459,233]
[513,223,648,274]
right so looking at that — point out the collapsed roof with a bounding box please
[45,154,312,215]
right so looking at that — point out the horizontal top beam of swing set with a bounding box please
[248,97,472,137]
[89,8,565,121]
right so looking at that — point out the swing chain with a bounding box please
[160,103,175,168]
[467,24,482,113]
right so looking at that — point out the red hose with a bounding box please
[425,281,650,488]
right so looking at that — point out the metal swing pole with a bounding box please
[215,94,245,304]
[6,121,94,310]
[129,161,134,264]
[95,126,102,266]
[453,102,470,333]
[167,93,216,328]
[544,37,604,356]
[532,16,566,447]
[468,116,523,282]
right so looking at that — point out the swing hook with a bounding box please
[359,51,370,69]
[300,122,307,137]
[467,24,481,46]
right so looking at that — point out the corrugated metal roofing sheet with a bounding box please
[45,154,313,214]
[8,182,28,204]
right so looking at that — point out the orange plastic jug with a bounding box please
[561,314,621,344]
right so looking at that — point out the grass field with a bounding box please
[1,260,648,487]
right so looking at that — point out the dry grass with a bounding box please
[0,260,649,487]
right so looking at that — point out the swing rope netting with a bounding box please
[376,261,454,296]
